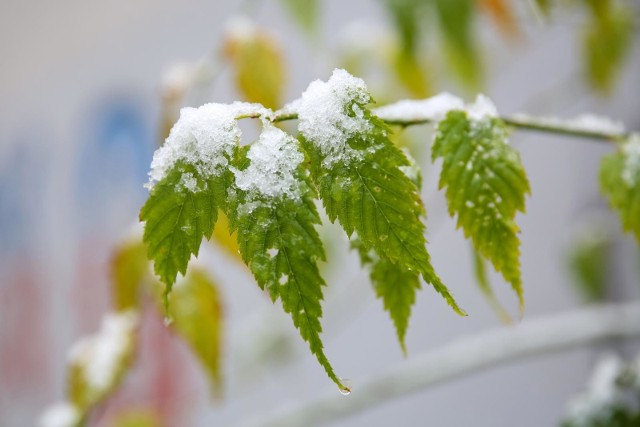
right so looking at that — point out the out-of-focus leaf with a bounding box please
[582,0,634,93]
[472,247,512,323]
[382,0,428,55]
[434,0,482,89]
[67,311,138,413]
[162,268,224,399]
[478,0,520,38]
[600,134,640,243]
[211,211,242,262]
[534,0,551,16]
[567,227,610,303]
[223,23,286,110]
[110,409,162,427]
[392,50,431,98]
[279,0,319,37]
[111,234,148,312]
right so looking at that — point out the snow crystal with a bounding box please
[68,310,138,393]
[290,68,374,167]
[233,123,305,203]
[147,102,272,189]
[621,134,640,186]
[39,402,80,427]
[374,93,465,123]
[178,172,199,192]
[509,113,626,136]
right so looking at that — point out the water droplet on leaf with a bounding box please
[338,378,352,395]
[163,316,173,327]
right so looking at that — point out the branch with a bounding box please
[267,110,629,143]
[234,301,640,427]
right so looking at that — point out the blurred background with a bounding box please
[1,0,640,426]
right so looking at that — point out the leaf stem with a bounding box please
[233,300,640,427]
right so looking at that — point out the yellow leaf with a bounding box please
[223,23,286,110]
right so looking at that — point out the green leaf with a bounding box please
[567,227,610,303]
[67,311,138,413]
[279,0,320,37]
[472,246,512,323]
[382,0,427,56]
[582,0,634,93]
[164,267,224,398]
[296,70,463,316]
[434,0,482,89]
[433,110,530,310]
[353,239,420,354]
[228,124,346,391]
[140,161,229,303]
[600,134,640,242]
[111,233,148,312]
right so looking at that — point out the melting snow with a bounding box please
[375,93,465,123]
[147,102,272,189]
[289,68,373,167]
[233,123,305,202]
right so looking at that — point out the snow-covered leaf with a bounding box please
[67,311,138,412]
[295,69,464,315]
[141,103,265,301]
[433,106,530,310]
[228,124,346,391]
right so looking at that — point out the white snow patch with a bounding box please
[466,94,498,121]
[621,134,640,186]
[510,113,626,136]
[375,93,465,123]
[225,16,258,41]
[178,172,199,193]
[39,402,80,427]
[147,102,272,189]
[565,354,626,426]
[374,92,496,123]
[233,123,305,202]
[289,68,374,167]
[68,310,138,393]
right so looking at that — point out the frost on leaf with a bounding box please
[67,310,138,411]
[228,123,345,389]
[141,102,269,297]
[433,102,530,310]
[600,134,640,243]
[293,68,464,332]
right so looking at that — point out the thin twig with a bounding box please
[234,301,640,427]
[265,111,629,143]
